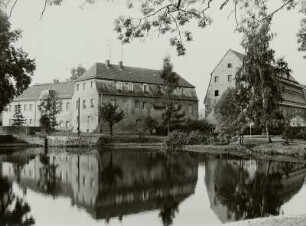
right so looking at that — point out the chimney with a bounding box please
[119,61,123,70]
[53,79,59,83]
[105,60,110,68]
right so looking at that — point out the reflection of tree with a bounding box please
[101,154,123,187]
[159,197,179,226]
[37,155,61,198]
[210,159,304,222]
[0,177,35,226]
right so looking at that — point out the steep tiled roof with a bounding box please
[95,81,198,101]
[14,81,75,102]
[76,63,195,88]
[230,49,244,61]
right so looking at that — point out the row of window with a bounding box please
[9,104,33,112]
[116,81,149,93]
[76,81,94,91]
[76,99,94,109]
[214,75,233,83]
[9,102,71,113]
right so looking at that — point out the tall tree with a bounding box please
[12,103,26,126]
[154,57,185,135]
[0,10,36,112]
[239,13,291,142]
[38,91,62,134]
[69,64,86,81]
[215,87,249,145]
[99,102,124,136]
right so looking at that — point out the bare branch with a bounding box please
[9,0,18,17]
[40,0,48,20]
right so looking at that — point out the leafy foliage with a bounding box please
[69,64,86,81]
[4,1,306,56]
[99,102,124,135]
[12,103,26,126]
[144,116,159,135]
[155,57,185,135]
[239,16,290,142]
[0,10,35,112]
[38,91,62,134]
[215,87,249,144]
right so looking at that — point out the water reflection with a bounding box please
[1,151,198,225]
[0,161,35,226]
[205,156,306,223]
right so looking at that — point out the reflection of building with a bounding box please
[2,61,198,133]
[2,151,198,221]
[205,157,306,223]
[204,49,306,126]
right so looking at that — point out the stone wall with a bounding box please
[47,135,101,147]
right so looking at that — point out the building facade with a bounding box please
[2,61,198,133]
[204,49,306,126]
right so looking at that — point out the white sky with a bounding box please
[4,0,306,110]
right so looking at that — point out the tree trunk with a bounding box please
[258,66,271,143]
[110,124,113,136]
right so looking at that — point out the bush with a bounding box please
[163,130,211,150]
[282,126,306,141]
[163,131,189,150]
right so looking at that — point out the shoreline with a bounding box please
[227,214,306,226]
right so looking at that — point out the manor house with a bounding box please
[204,49,306,126]
[2,61,198,133]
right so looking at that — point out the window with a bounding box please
[189,104,193,114]
[76,84,79,91]
[83,100,86,109]
[143,84,149,92]
[24,104,27,111]
[128,83,133,91]
[214,76,219,83]
[142,102,146,109]
[228,63,232,68]
[215,90,219,96]
[135,101,140,109]
[29,104,33,111]
[90,99,94,108]
[66,102,70,111]
[29,119,32,125]
[181,88,184,96]
[228,75,232,82]
[116,82,123,90]
[83,83,86,90]
[83,176,86,185]
[91,81,94,89]
[66,121,70,128]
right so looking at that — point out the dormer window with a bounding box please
[143,84,149,93]
[116,82,123,90]
[128,82,133,91]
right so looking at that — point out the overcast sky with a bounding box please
[5,0,306,110]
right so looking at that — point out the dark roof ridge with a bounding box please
[33,81,74,87]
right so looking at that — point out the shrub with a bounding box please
[187,130,209,145]
[163,131,188,150]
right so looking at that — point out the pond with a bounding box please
[0,148,306,226]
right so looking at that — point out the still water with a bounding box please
[0,148,306,226]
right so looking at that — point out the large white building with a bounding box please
[2,61,198,133]
[204,49,306,126]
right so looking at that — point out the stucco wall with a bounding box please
[204,50,242,123]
